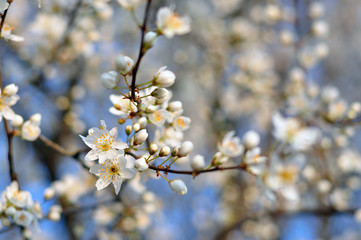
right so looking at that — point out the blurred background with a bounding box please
[1,0,361,239]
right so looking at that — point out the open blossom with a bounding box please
[0,84,19,122]
[13,210,34,227]
[244,147,267,175]
[22,113,42,141]
[218,131,244,158]
[173,116,191,131]
[89,155,136,194]
[272,112,320,151]
[1,23,24,42]
[109,94,137,117]
[3,181,32,208]
[148,109,173,126]
[80,120,128,163]
[156,7,191,39]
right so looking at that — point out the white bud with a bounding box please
[48,211,61,221]
[138,117,147,129]
[317,179,332,194]
[191,155,205,171]
[5,206,16,216]
[134,129,148,145]
[167,101,182,112]
[11,114,23,127]
[151,88,169,99]
[145,105,156,113]
[178,141,193,157]
[134,157,149,172]
[169,179,187,195]
[153,67,176,87]
[30,113,42,124]
[125,125,133,135]
[115,55,134,75]
[309,2,325,19]
[321,86,339,102]
[243,130,260,149]
[100,71,120,89]
[212,152,229,166]
[159,146,170,157]
[3,84,18,96]
[312,20,329,38]
[44,187,55,200]
[149,143,158,155]
[171,146,180,157]
[133,123,140,132]
[144,31,157,46]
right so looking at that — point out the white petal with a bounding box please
[89,164,102,175]
[2,107,16,120]
[95,177,111,191]
[112,177,123,194]
[121,168,137,179]
[85,149,100,161]
[113,141,128,150]
[109,127,118,138]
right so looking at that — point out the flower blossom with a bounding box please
[22,113,42,141]
[89,155,136,194]
[1,23,24,42]
[80,120,128,163]
[109,94,137,117]
[0,83,19,122]
[218,131,244,158]
[272,112,320,151]
[156,7,191,39]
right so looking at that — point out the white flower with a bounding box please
[115,55,134,75]
[117,0,143,10]
[153,66,176,87]
[109,94,137,117]
[212,152,229,166]
[244,147,267,175]
[100,71,120,89]
[4,181,32,208]
[272,113,319,151]
[169,179,187,195]
[178,141,193,157]
[11,114,23,127]
[133,129,148,145]
[156,7,191,39]
[0,0,9,11]
[1,24,24,42]
[173,116,191,131]
[13,210,34,227]
[159,146,170,157]
[89,155,136,194]
[167,101,183,113]
[191,155,205,171]
[218,131,244,158]
[134,157,149,172]
[151,88,169,99]
[243,130,260,149]
[80,120,128,163]
[148,109,173,126]
[0,84,19,121]
[22,113,41,141]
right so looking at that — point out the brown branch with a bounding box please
[131,0,152,101]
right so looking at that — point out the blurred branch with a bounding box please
[131,0,152,101]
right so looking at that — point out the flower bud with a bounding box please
[30,113,42,124]
[243,130,260,149]
[178,141,193,157]
[191,155,205,171]
[133,123,140,132]
[134,129,148,145]
[48,211,61,221]
[134,157,149,171]
[155,96,169,105]
[167,101,182,112]
[212,152,229,166]
[153,66,175,87]
[3,84,18,96]
[11,114,23,127]
[5,206,16,216]
[115,55,134,75]
[125,125,133,135]
[44,187,55,200]
[149,143,158,155]
[138,117,147,129]
[118,118,127,124]
[169,179,187,195]
[151,88,169,99]
[145,105,156,113]
[144,31,157,46]
[159,146,170,157]
[100,71,120,89]
[1,217,11,227]
[171,146,179,157]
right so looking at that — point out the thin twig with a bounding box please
[131,0,153,101]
